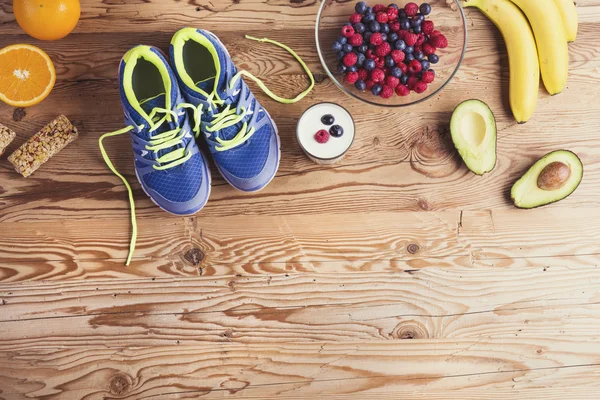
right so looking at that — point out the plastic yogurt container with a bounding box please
[296,102,355,165]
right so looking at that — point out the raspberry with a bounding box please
[349,33,363,46]
[422,20,434,35]
[430,30,442,37]
[343,52,358,67]
[404,2,419,17]
[421,70,435,84]
[376,12,389,24]
[373,4,386,13]
[342,25,355,38]
[398,62,408,74]
[408,59,423,74]
[314,129,330,144]
[374,57,385,69]
[407,76,418,89]
[345,71,359,84]
[423,43,437,56]
[416,34,426,46]
[380,85,394,99]
[386,6,399,20]
[395,84,410,96]
[375,42,392,57]
[414,81,428,94]
[349,13,363,24]
[391,50,405,64]
[370,32,384,46]
[404,32,418,46]
[358,68,369,81]
[385,75,400,88]
[366,49,375,59]
[414,45,423,53]
[366,80,376,90]
[371,68,385,83]
[389,21,400,32]
[429,34,448,49]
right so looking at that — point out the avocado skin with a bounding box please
[450,99,497,176]
[511,150,583,209]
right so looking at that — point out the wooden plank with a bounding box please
[1,340,600,399]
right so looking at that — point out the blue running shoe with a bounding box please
[170,28,314,192]
[99,45,211,264]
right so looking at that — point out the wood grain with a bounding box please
[1,0,600,398]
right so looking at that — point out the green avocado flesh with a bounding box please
[450,99,497,175]
[511,150,583,209]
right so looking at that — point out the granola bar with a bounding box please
[0,123,17,157]
[8,115,78,177]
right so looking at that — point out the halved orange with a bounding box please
[0,44,56,107]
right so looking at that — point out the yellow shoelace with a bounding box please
[100,35,315,266]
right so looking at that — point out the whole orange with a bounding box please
[14,0,80,41]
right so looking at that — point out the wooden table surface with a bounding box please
[1,0,600,398]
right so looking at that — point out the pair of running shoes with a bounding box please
[100,28,313,264]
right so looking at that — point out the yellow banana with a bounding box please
[464,0,539,123]
[509,0,569,95]
[554,0,578,42]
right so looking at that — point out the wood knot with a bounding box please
[372,136,380,146]
[417,199,431,210]
[184,247,204,266]
[391,321,429,340]
[410,127,460,178]
[13,107,26,122]
[313,73,328,83]
[407,243,420,254]
[109,373,132,395]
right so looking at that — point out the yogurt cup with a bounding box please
[296,102,355,165]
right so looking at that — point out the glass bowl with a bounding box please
[316,0,467,107]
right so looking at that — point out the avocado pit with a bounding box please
[537,161,571,191]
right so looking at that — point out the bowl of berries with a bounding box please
[316,0,467,106]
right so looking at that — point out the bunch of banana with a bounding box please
[463,0,577,123]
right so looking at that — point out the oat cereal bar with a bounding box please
[8,115,78,177]
[0,123,17,157]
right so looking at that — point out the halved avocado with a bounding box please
[450,99,497,175]
[511,150,583,209]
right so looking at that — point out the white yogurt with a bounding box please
[296,103,355,165]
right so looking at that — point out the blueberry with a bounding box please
[363,13,376,23]
[364,31,373,42]
[348,65,358,72]
[421,60,430,70]
[400,19,411,30]
[355,1,368,13]
[343,43,353,53]
[411,19,421,29]
[391,67,402,78]
[337,36,347,45]
[357,44,369,54]
[366,6,374,14]
[399,10,407,19]
[420,3,432,15]
[415,51,424,60]
[413,25,422,34]
[354,23,366,34]
[355,79,367,91]
[388,3,399,9]
[364,58,376,71]
[332,41,343,52]
[406,53,415,62]
[357,53,366,67]
[400,75,408,85]
[330,125,344,138]
[336,51,345,61]
[369,21,381,32]
[394,39,406,50]
[371,84,383,96]
[389,32,399,42]
[343,22,352,27]
[415,13,425,23]
[385,56,395,68]
[405,46,414,54]
[321,114,335,125]
[381,23,390,34]
[428,54,439,64]
[381,33,388,42]
[338,63,347,73]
